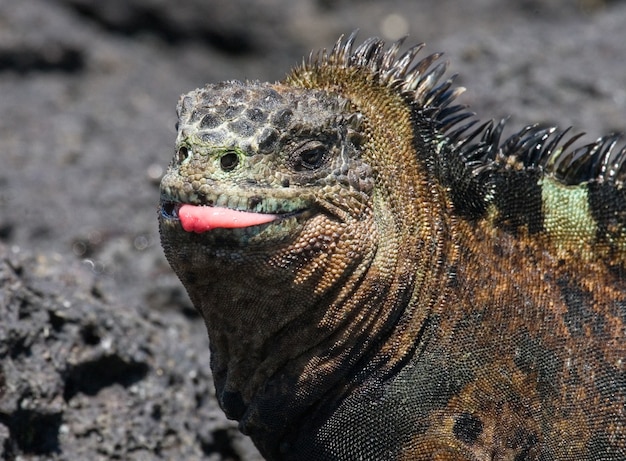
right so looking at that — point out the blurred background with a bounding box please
[1,0,625,459]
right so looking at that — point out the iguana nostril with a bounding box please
[176,146,189,164]
[220,152,239,171]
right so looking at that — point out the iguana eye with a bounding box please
[292,141,329,171]
[220,152,239,171]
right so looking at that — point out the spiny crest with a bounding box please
[295,33,626,187]
[294,31,465,118]
[474,123,626,186]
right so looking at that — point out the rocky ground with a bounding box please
[1,0,626,459]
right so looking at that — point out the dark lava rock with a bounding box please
[0,244,260,460]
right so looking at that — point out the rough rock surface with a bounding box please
[0,243,257,460]
[1,0,626,459]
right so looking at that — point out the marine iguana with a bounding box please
[159,33,626,460]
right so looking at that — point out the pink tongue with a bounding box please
[179,204,278,233]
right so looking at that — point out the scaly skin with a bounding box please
[159,34,626,460]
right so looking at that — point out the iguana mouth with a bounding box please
[159,192,310,234]
[161,201,306,233]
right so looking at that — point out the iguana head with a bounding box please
[160,80,372,250]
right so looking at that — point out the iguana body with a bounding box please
[159,34,626,460]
